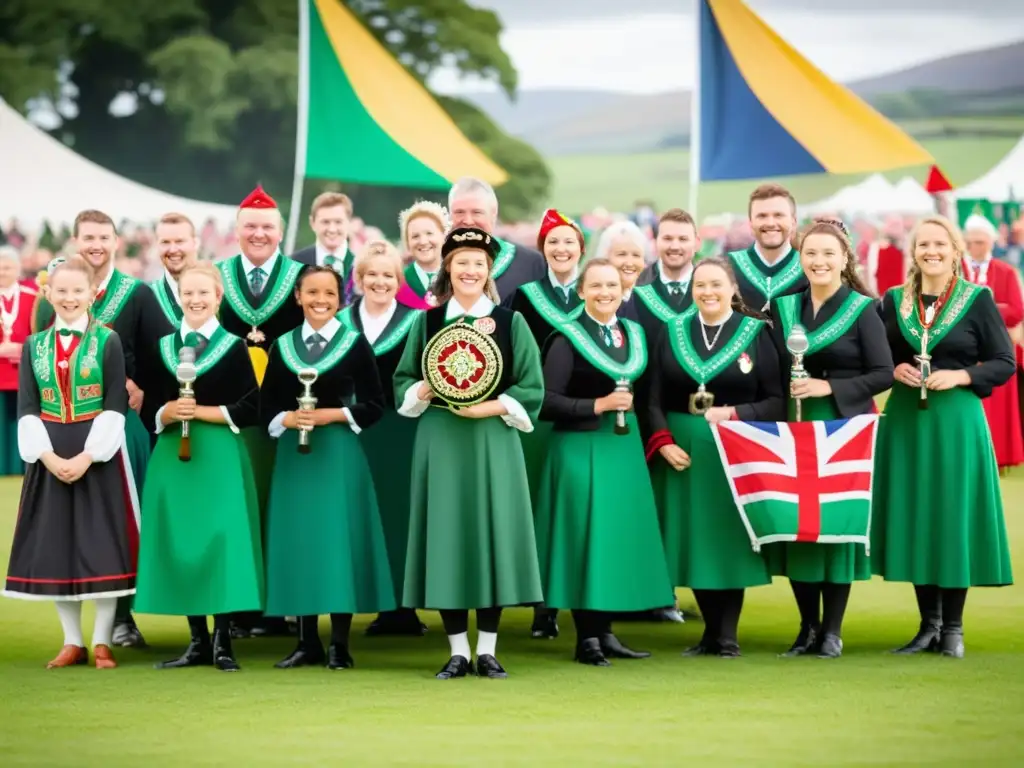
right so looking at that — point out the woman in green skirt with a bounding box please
[502,208,584,640]
[535,258,673,666]
[262,265,395,670]
[135,263,263,672]
[875,215,1014,659]
[394,226,545,680]
[646,256,784,657]
[339,239,427,638]
[767,220,893,659]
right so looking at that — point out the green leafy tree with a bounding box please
[0,0,549,236]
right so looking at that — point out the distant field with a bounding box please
[546,135,1020,216]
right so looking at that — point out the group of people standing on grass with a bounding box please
[2,177,1013,679]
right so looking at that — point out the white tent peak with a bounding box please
[954,134,1024,201]
[0,99,239,229]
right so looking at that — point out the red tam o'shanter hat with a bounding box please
[239,184,278,210]
[536,208,585,254]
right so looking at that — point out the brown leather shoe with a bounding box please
[93,644,117,669]
[47,645,88,669]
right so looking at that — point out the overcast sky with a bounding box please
[430,0,1024,94]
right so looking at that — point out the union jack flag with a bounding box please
[709,416,880,552]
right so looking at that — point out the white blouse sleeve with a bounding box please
[398,381,431,418]
[83,411,126,463]
[17,415,54,464]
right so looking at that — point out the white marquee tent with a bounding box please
[0,99,238,230]
[954,134,1024,201]
[802,173,937,217]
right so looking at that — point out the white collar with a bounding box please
[585,308,618,327]
[698,308,734,327]
[753,243,793,268]
[658,261,693,285]
[446,294,494,319]
[97,265,115,292]
[548,267,578,292]
[179,316,220,341]
[622,288,633,301]
[163,269,181,301]
[315,242,349,267]
[302,316,341,343]
[54,314,90,334]
[359,298,398,325]
[240,251,280,276]
[414,262,440,286]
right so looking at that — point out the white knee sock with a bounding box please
[55,601,84,647]
[476,630,497,658]
[447,632,471,661]
[92,597,118,648]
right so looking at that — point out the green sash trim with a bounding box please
[729,248,802,304]
[668,307,762,384]
[217,255,303,327]
[634,284,681,323]
[159,326,237,378]
[93,270,141,325]
[277,326,361,375]
[560,317,647,382]
[150,277,184,325]
[893,280,984,353]
[338,305,419,356]
[491,238,516,280]
[31,324,110,421]
[776,291,872,356]
[403,264,428,297]
[520,281,583,327]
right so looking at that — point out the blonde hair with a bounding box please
[353,239,406,292]
[899,215,964,317]
[399,201,449,247]
[157,212,196,235]
[178,262,224,296]
[48,255,97,287]
[310,191,353,219]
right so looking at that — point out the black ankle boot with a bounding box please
[531,606,559,639]
[893,585,942,654]
[574,637,611,666]
[275,615,326,668]
[156,616,212,669]
[780,623,820,657]
[212,627,240,672]
[939,588,967,659]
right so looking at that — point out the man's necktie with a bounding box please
[250,267,266,296]
[667,281,682,297]
[306,332,326,360]
[324,254,340,272]
[184,331,207,355]
[601,326,613,347]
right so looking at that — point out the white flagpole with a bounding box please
[285,0,311,255]
[688,0,702,220]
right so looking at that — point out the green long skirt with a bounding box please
[134,423,264,615]
[403,408,543,610]
[0,390,23,475]
[650,412,772,590]
[241,426,276,518]
[361,410,417,604]
[520,421,554,504]
[763,398,871,583]
[535,413,674,611]
[264,425,395,616]
[872,384,1013,587]
[124,408,152,495]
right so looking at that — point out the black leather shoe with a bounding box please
[229,622,252,640]
[892,622,942,654]
[435,655,473,679]
[780,624,820,657]
[249,617,294,638]
[574,638,611,666]
[717,641,742,658]
[327,643,355,670]
[212,630,240,672]
[365,609,428,637]
[476,654,508,678]
[817,633,843,658]
[112,615,147,648]
[599,632,651,659]
[530,610,559,640]
[275,643,327,669]
[939,629,964,659]
[155,639,213,669]
[681,641,718,657]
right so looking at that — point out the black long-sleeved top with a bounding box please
[647,311,785,442]
[879,283,1015,399]
[769,286,894,417]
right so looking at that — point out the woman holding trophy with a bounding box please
[533,257,672,666]
[262,265,394,670]
[134,263,263,672]
[394,226,545,680]
[645,257,784,657]
[501,208,585,641]
[767,220,893,659]
[874,216,1014,658]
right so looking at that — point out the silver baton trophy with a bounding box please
[176,346,197,462]
[614,377,631,435]
[296,367,319,454]
[786,324,810,422]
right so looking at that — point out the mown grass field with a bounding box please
[547,135,1021,216]
[1,473,1023,766]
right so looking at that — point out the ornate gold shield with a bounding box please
[422,320,503,407]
